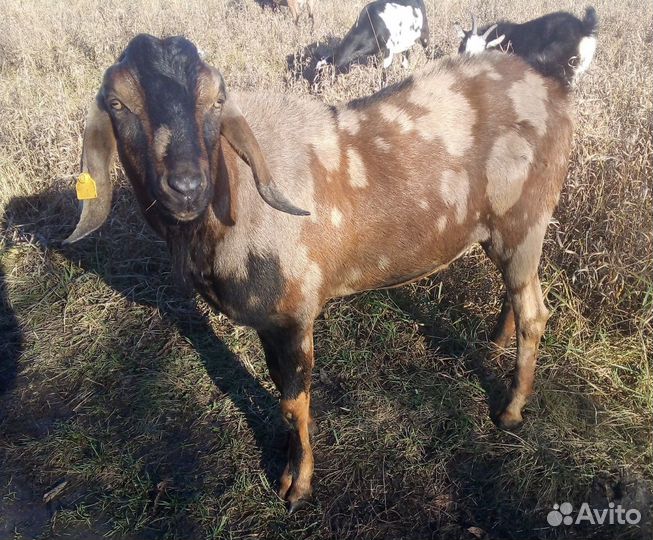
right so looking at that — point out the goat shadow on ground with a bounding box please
[381,286,536,536]
[2,185,514,535]
[383,286,640,538]
[387,286,512,421]
[0,201,23,404]
[0,266,22,396]
[1,187,287,495]
[3,189,636,538]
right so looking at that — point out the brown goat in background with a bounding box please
[64,34,574,510]
[275,0,317,26]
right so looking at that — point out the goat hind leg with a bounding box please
[492,218,551,429]
[497,276,549,429]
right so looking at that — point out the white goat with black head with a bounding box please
[456,7,598,86]
[318,0,429,71]
[66,34,580,511]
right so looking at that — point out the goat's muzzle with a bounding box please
[155,167,211,222]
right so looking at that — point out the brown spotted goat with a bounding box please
[65,34,574,511]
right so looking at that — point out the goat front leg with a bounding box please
[258,323,314,512]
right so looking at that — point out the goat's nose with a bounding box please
[167,174,202,196]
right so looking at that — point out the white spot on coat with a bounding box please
[331,207,343,227]
[507,215,551,288]
[470,224,490,243]
[301,334,312,354]
[460,61,502,80]
[373,136,391,152]
[338,108,361,136]
[410,72,475,156]
[301,262,323,301]
[439,169,470,223]
[379,103,414,133]
[347,267,363,283]
[508,71,548,137]
[312,124,341,172]
[486,131,534,215]
[153,125,172,161]
[347,147,367,188]
[576,36,596,77]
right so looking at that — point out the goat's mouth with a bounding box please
[172,208,205,222]
[160,195,210,222]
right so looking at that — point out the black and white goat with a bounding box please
[318,0,429,71]
[456,7,598,86]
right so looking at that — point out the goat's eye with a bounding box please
[109,98,124,111]
[212,99,224,111]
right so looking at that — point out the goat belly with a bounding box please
[327,234,473,298]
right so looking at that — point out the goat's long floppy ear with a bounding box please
[64,96,116,244]
[220,97,310,217]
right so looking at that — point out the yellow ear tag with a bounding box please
[76,172,98,200]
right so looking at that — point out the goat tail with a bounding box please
[583,6,598,36]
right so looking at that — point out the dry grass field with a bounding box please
[0,0,651,538]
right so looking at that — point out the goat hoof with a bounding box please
[283,482,312,512]
[278,465,312,512]
[288,495,311,514]
[496,409,524,431]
